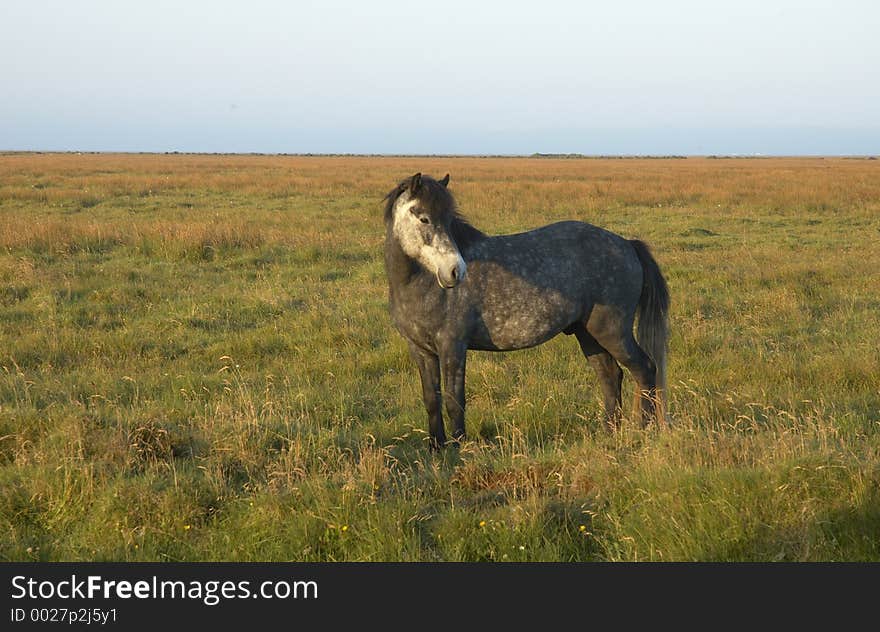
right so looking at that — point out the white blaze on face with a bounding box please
[392,194,466,287]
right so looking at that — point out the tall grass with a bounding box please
[0,154,878,561]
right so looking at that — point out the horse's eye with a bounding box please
[419,216,429,224]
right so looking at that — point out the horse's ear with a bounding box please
[409,173,422,192]
[439,173,450,187]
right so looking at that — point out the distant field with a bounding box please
[1,153,879,561]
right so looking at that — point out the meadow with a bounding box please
[1,153,878,561]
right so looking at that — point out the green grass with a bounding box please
[1,154,879,561]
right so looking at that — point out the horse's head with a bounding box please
[385,173,467,289]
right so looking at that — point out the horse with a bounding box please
[383,172,669,448]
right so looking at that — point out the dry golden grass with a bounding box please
[3,152,879,207]
[1,153,878,561]
[3,153,878,260]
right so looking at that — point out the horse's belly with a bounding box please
[470,300,580,351]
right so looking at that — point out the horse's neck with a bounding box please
[384,235,444,344]
[384,231,424,293]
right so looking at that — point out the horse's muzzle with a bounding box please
[437,256,467,289]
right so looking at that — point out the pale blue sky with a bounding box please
[2,0,878,154]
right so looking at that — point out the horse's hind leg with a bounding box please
[407,341,446,449]
[574,328,623,429]
[586,314,659,426]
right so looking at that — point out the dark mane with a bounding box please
[449,213,485,250]
[383,175,486,249]
[383,183,405,224]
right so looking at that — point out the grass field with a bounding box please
[1,153,879,561]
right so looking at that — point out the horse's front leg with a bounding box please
[407,341,445,449]
[440,341,467,442]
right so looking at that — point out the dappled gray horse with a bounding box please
[384,173,669,448]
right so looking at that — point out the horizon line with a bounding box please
[2,150,878,160]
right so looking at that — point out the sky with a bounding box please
[1,0,878,155]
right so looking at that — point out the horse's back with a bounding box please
[467,220,641,294]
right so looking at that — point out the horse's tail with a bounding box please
[630,240,670,400]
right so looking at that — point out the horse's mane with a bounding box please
[383,184,405,224]
[449,212,486,250]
